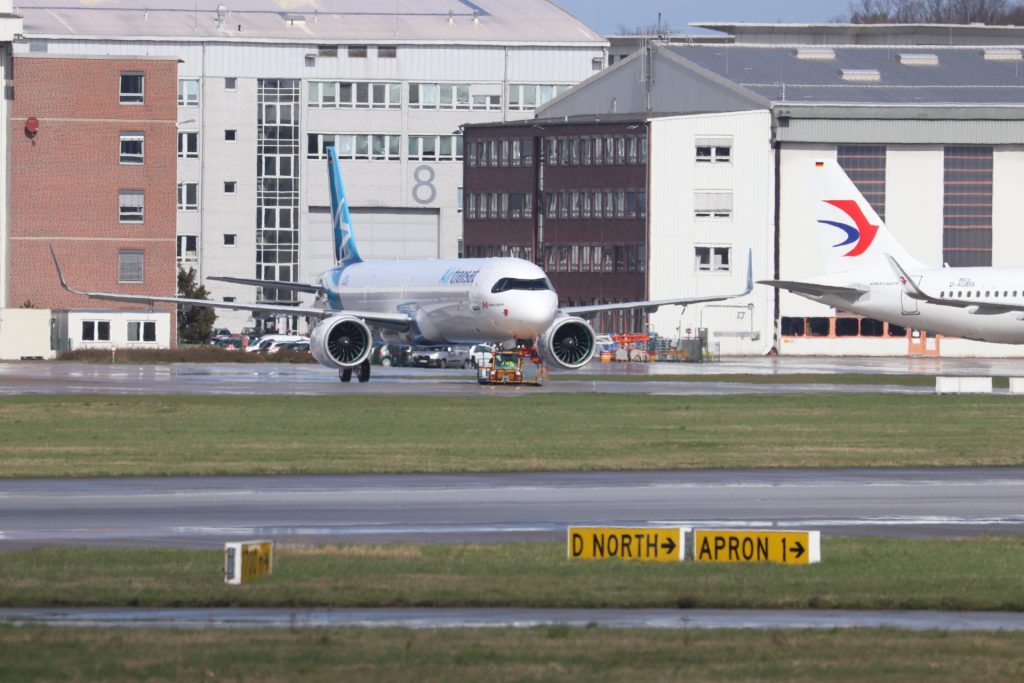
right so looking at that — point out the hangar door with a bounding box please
[305,207,440,279]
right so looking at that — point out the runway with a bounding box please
[2,355,1023,396]
[2,468,1023,549]
[4,606,1024,632]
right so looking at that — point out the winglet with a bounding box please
[49,244,82,295]
[886,254,927,301]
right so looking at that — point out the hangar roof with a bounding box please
[17,0,605,46]
[666,44,1024,105]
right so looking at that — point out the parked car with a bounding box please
[372,343,412,367]
[213,337,243,351]
[271,340,310,353]
[412,345,472,368]
[245,334,307,353]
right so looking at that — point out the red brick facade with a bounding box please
[7,56,178,338]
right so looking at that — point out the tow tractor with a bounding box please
[477,346,546,386]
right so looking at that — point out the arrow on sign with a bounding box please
[791,540,805,559]
[661,537,677,555]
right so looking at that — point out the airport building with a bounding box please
[11,0,607,334]
[469,23,1024,357]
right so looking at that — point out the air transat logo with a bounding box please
[818,199,879,257]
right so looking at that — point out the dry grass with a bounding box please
[1,625,1022,682]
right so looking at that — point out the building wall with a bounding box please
[21,39,605,334]
[7,55,178,340]
[647,111,775,354]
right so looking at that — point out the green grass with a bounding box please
[2,538,1023,610]
[2,625,1022,682]
[1,394,1022,477]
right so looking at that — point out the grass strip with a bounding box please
[1,625,1022,682]
[2,538,1023,611]
[1,393,1023,477]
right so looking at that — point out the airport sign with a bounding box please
[692,530,820,565]
[224,540,274,584]
[568,526,687,562]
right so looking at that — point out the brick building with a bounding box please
[463,118,651,333]
[7,54,178,346]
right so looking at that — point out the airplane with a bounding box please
[761,158,1024,345]
[52,145,753,383]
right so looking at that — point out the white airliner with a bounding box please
[53,146,752,382]
[761,158,1024,345]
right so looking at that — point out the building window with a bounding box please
[695,246,731,271]
[119,132,144,164]
[224,181,236,194]
[306,133,400,161]
[177,235,197,262]
[178,78,199,106]
[128,321,157,342]
[308,81,401,109]
[177,183,198,211]
[177,132,198,158]
[118,250,144,282]
[695,137,732,163]
[378,45,397,58]
[224,234,236,246]
[119,190,144,223]
[225,77,237,91]
[838,145,886,220]
[943,146,993,267]
[119,73,144,104]
[81,320,111,342]
[507,83,570,111]
[348,45,368,58]
[408,135,463,161]
[225,129,237,141]
[694,191,733,219]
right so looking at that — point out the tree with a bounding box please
[845,0,1017,23]
[177,267,217,344]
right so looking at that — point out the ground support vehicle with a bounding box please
[477,348,545,385]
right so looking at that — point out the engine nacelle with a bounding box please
[536,316,597,369]
[310,315,373,369]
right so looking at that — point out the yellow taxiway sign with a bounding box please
[568,526,687,562]
[693,530,820,565]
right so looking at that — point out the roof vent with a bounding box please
[796,47,835,60]
[899,53,938,66]
[984,48,1022,61]
[282,13,306,25]
[841,68,880,82]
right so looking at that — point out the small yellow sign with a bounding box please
[224,540,274,584]
[692,530,820,565]
[568,527,686,562]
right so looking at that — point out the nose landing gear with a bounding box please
[339,359,372,383]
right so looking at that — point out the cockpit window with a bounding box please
[491,277,552,293]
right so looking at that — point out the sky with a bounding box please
[552,0,857,35]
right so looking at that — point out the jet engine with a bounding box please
[536,315,597,369]
[310,315,373,369]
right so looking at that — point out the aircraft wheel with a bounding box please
[357,359,371,383]
[340,368,353,383]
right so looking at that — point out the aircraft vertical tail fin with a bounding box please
[809,159,926,275]
[327,145,363,267]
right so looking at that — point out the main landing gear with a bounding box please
[339,359,371,383]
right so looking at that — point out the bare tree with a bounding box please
[846,0,1017,22]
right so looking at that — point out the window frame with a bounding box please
[119,131,144,165]
[118,190,144,224]
[118,249,145,283]
[119,72,144,104]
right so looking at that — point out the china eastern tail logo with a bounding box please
[818,199,879,257]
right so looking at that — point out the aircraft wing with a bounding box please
[563,249,754,317]
[50,246,412,328]
[208,276,323,295]
[887,255,1024,315]
[758,279,868,297]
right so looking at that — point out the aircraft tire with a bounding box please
[340,368,353,382]
[357,359,371,383]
